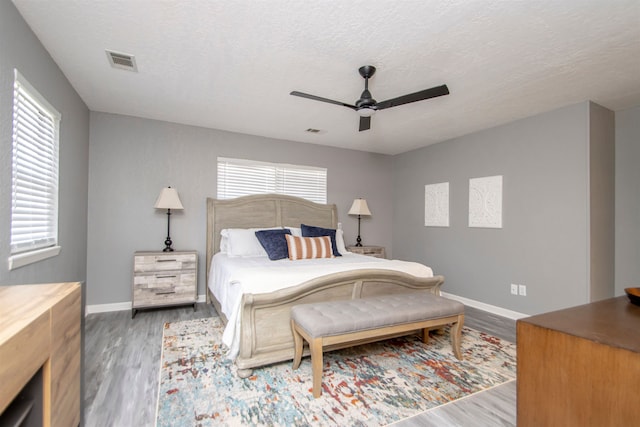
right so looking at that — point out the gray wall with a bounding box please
[87,112,393,305]
[0,0,90,285]
[615,104,640,296]
[588,102,615,301]
[392,102,596,315]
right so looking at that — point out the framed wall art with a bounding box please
[424,182,449,227]
[469,175,502,228]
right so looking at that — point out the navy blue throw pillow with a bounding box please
[255,229,292,260]
[300,224,341,257]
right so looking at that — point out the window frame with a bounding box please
[8,70,62,270]
[217,157,327,204]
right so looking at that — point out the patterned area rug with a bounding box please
[156,317,515,427]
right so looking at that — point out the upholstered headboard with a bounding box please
[205,194,338,284]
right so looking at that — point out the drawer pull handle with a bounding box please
[156,275,177,279]
[157,259,177,262]
[155,290,176,295]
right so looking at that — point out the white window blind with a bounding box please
[10,70,61,255]
[217,157,327,204]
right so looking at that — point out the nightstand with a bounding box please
[346,245,386,259]
[132,250,197,318]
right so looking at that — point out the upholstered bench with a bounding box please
[290,292,465,397]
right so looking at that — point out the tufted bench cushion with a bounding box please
[291,293,464,338]
[290,292,465,397]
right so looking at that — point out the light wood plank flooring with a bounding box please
[84,303,517,427]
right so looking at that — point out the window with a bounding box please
[8,70,61,269]
[217,157,327,204]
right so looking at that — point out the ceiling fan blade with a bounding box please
[290,91,357,110]
[376,84,449,110]
[359,116,371,131]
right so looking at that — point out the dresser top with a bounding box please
[0,282,80,347]
[519,296,640,353]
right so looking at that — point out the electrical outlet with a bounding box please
[510,284,518,295]
[519,284,527,296]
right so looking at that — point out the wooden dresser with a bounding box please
[517,296,640,426]
[132,250,197,318]
[0,282,81,427]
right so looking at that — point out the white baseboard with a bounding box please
[440,292,528,320]
[85,294,207,316]
[85,301,131,315]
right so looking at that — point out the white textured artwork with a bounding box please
[424,182,449,227]
[469,175,503,228]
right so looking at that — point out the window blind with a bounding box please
[10,70,61,255]
[217,157,327,204]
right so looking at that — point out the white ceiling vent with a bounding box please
[106,50,138,72]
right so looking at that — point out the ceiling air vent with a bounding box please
[106,50,138,72]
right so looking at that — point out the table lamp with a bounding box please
[348,198,371,247]
[154,186,184,251]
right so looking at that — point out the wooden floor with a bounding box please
[84,303,517,427]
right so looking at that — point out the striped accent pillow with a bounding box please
[285,235,335,260]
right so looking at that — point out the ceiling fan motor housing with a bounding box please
[356,65,377,111]
[356,90,376,109]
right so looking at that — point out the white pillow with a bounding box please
[221,227,281,257]
[219,235,228,253]
[335,229,348,255]
[285,227,302,237]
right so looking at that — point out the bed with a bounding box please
[205,194,445,377]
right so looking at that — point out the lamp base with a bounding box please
[163,236,174,252]
[354,214,364,247]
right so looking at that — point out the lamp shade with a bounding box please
[154,187,184,210]
[348,198,371,216]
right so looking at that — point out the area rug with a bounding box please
[156,317,516,427]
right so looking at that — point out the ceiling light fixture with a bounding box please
[357,107,376,117]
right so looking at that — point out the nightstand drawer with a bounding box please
[133,286,195,307]
[133,270,196,288]
[134,252,197,273]
[133,271,196,307]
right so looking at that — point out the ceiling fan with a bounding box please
[290,65,449,131]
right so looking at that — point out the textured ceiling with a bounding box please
[12,0,640,155]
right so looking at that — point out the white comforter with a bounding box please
[208,252,434,359]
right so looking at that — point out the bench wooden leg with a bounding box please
[421,328,429,344]
[310,337,324,398]
[450,314,465,360]
[291,319,303,370]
